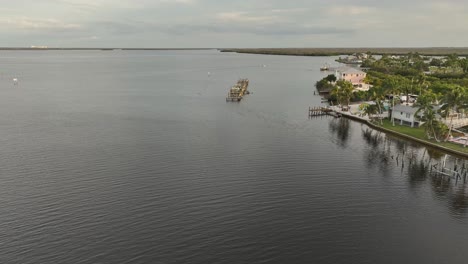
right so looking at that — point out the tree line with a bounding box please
[315,53,468,142]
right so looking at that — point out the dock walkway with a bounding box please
[442,117,468,129]
[308,106,335,117]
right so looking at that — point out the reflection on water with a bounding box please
[407,158,429,187]
[427,148,446,160]
[358,124,468,217]
[2,50,468,264]
[328,117,350,148]
[459,126,468,133]
[360,128,399,180]
[451,188,468,215]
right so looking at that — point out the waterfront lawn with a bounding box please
[378,119,468,154]
[379,119,427,138]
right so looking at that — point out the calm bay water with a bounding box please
[0,50,467,264]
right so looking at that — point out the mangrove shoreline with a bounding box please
[220,47,468,56]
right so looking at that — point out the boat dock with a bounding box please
[226,79,249,102]
[308,106,340,118]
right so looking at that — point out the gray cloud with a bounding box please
[89,21,142,34]
[0,0,467,47]
[158,23,354,36]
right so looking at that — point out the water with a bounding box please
[0,50,467,264]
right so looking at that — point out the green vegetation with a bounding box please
[315,74,336,93]
[330,80,354,108]
[362,53,468,153]
[379,119,427,138]
[360,103,380,120]
[220,48,468,56]
[377,119,468,154]
[314,51,468,154]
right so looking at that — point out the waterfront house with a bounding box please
[335,67,367,89]
[391,104,422,127]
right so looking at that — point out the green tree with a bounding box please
[336,80,354,109]
[330,86,344,106]
[415,73,429,95]
[331,80,354,109]
[459,57,468,73]
[315,78,334,92]
[429,58,443,67]
[325,74,337,82]
[382,77,401,126]
[440,85,467,141]
[416,90,439,107]
[368,85,385,124]
[361,103,379,121]
[444,53,460,68]
[415,90,440,141]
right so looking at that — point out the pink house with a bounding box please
[335,67,366,87]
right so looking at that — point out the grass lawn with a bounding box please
[376,119,468,154]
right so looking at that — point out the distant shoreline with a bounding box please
[2,47,468,56]
[219,47,468,56]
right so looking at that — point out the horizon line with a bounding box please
[1,46,468,50]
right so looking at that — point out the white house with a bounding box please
[391,104,422,127]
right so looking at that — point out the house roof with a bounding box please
[393,104,419,114]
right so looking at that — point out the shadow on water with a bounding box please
[407,158,429,187]
[360,126,468,218]
[361,128,394,177]
[450,188,468,215]
[328,117,350,148]
[426,148,446,160]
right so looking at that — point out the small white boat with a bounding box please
[320,64,329,71]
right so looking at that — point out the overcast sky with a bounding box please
[0,0,467,48]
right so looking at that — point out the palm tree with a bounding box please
[416,73,429,96]
[382,77,400,126]
[337,80,354,110]
[415,91,440,141]
[368,85,385,124]
[405,77,414,105]
[416,90,439,107]
[362,104,379,121]
[331,80,354,111]
[441,85,467,141]
[330,86,344,107]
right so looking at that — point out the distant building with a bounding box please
[335,67,367,89]
[337,55,363,65]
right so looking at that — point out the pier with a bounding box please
[308,106,340,118]
[429,156,468,183]
[226,79,249,102]
[442,117,468,129]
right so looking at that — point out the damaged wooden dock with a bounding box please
[308,106,341,118]
[226,79,250,102]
